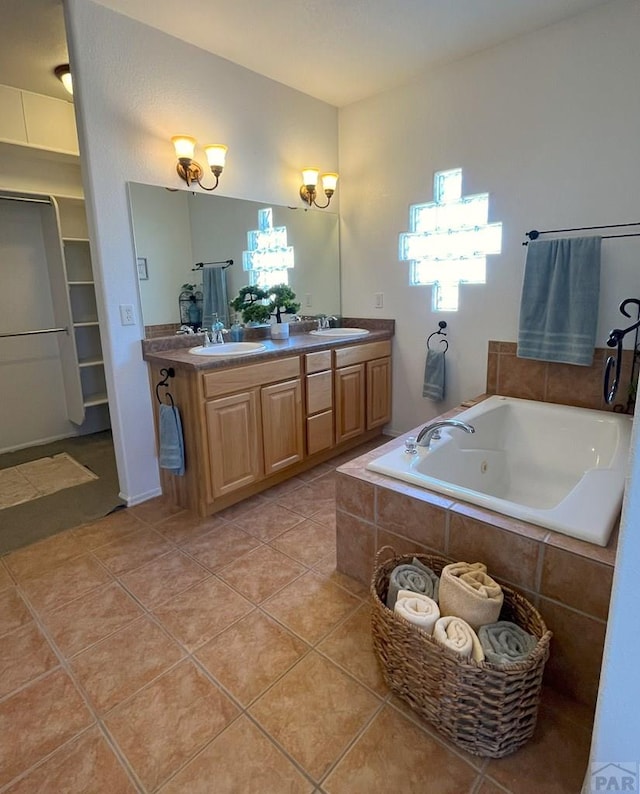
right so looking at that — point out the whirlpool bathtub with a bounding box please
[366,395,633,546]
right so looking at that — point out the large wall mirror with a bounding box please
[127,183,341,334]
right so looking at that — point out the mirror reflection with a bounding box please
[127,183,341,334]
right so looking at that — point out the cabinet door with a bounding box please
[205,390,262,498]
[261,379,304,476]
[334,364,365,444]
[367,357,392,429]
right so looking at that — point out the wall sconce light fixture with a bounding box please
[171,135,228,191]
[299,168,339,208]
[54,64,73,96]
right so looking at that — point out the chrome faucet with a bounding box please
[416,419,475,449]
[317,315,338,329]
[177,325,195,334]
[198,328,212,347]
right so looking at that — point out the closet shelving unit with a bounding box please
[56,195,110,429]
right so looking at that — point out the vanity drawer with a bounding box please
[203,357,300,398]
[305,350,332,374]
[334,340,391,368]
[306,371,333,415]
[307,410,334,456]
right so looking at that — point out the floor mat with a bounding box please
[0,453,98,509]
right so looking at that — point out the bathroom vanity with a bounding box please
[142,321,393,516]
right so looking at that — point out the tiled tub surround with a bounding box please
[486,341,635,412]
[336,419,616,711]
[0,441,594,793]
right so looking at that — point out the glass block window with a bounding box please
[399,168,502,311]
[243,207,294,289]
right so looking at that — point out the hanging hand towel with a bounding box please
[394,589,440,634]
[433,616,485,662]
[517,236,601,366]
[438,561,503,630]
[423,349,445,401]
[386,558,440,609]
[158,403,185,476]
[478,620,537,667]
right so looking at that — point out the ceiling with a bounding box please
[3,0,612,107]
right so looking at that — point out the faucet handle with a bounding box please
[404,436,418,455]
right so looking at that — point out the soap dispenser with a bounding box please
[230,315,244,342]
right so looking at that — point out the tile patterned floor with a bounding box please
[0,439,593,792]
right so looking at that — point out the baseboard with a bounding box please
[0,432,81,456]
[121,487,163,507]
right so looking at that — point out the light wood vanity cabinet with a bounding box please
[203,357,302,499]
[150,334,392,517]
[334,341,392,443]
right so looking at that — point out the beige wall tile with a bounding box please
[376,489,447,552]
[336,510,376,585]
[336,474,375,521]
[541,545,613,620]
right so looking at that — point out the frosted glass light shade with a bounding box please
[302,168,319,188]
[204,144,228,169]
[172,135,196,161]
[321,172,339,193]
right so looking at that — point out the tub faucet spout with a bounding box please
[416,419,475,449]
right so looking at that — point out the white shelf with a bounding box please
[73,320,99,327]
[67,281,95,286]
[83,392,108,408]
[78,356,104,368]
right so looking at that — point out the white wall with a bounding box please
[64,0,338,504]
[0,201,77,451]
[339,0,640,435]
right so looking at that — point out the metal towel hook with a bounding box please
[427,321,448,353]
[155,367,175,407]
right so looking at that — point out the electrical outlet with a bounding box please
[374,292,384,309]
[119,304,135,326]
[305,293,312,307]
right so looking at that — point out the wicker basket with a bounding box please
[371,546,552,758]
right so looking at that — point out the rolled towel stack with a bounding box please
[386,558,439,609]
[433,616,485,662]
[439,562,504,631]
[478,621,537,666]
[393,589,440,634]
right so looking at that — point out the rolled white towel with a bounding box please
[393,589,440,635]
[433,615,485,662]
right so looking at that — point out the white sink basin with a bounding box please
[309,328,370,338]
[189,342,267,356]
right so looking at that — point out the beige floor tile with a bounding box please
[196,611,310,705]
[262,476,306,499]
[181,522,262,572]
[271,519,338,567]
[71,615,184,714]
[106,660,238,791]
[4,530,82,581]
[4,726,136,794]
[0,587,32,636]
[218,545,306,604]
[71,509,145,551]
[318,603,387,696]
[323,704,478,793]
[263,571,360,644]
[154,511,228,545]
[129,495,186,526]
[153,576,254,651]
[485,697,592,793]
[296,463,335,483]
[159,716,313,794]
[215,493,271,521]
[0,560,14,591]
[313,553,369,598]
[118,549,209,609]
[476,779,511,794]
[275,486,335,519]
[92,527,174,575]
[0,622,59,698]
[309,501,337,529]
[250,652,380,781]
[42,582,144,658]
[0,669,94,788]
[20,554,113,614]
[231,500,306,541]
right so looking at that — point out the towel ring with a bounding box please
[427,321,448,353]
[155,367,176,407]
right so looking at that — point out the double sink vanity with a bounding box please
[142,320,394,517]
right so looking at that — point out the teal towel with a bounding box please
[517,236,601,366]
[478,620,537,666]
[159,403,185,476]
[423,349,445,401]
[386,558,440,609]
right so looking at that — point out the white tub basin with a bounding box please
[189,342,266,356]
[310,328,369,338]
